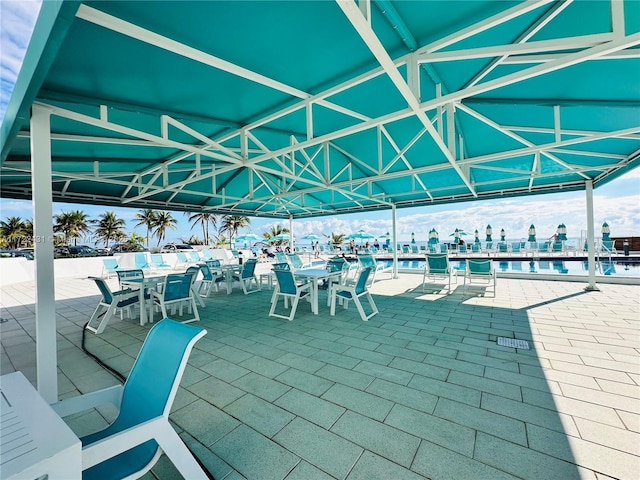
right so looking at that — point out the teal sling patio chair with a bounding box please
[101,258,122,278]
[150,253,172,271]
[116,269,145,288]
[134,253,151,270]
[471,243,481,254]
[51,319,208,480]
[411,245,419,254]
[439,244,448,253]
[330,267,378,321]
[174,252,191,269]
[201,249,213,260]
[538,242,550,253]
[86,277,140,334]
[286,253,311,270]
[185,266,206,307]
[464,259,496,297]
[205,259,228,293]
[357,253,391,284]
[497,243,508,254]
[423,253,454,293]
[511,242,521,254]
[458,244,468,254]
[189,251,202,263]
[232,258,260,294]
[269,263,312,321]
[551,242,564,254]
[150,273,200,323]
[275,251,288,264]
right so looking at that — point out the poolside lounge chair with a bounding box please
[269,263,313,321]
[464,259,496,297]
[471,243,481,254]
[189,251,202,263]
[150,273,200,323]
[551,242,564,254]
[275,252,288,264]
[330,267,378,321]
[357,253,392,284]
[86,277,140,334]
[511,242,521,254]
[458,244,467,255]
[51,319,208,480]
[422,253,454,293]
[538,242,550,253]
[150,253,172,271]
[134,253,151,270]
[174,252,192,269]
[232,258,260,294]
[411,245,419,254]
[101,258,122,278]
[497,243,508,254]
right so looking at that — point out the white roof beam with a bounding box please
[337,0,477,197]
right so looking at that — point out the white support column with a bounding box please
[392,204,398,278]
[585,180,599,291]
[30,104,58,402]
[289,214,294,251]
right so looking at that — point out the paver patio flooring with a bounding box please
[1,272,638,479]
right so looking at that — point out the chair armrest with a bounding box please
[51,384,124,418]
[82,417,163,469]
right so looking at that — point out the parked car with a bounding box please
[0,249,34,260]
[94,247,111,256]
[161,244,194,253]
[68,245,99,256]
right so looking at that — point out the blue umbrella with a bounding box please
[348,229,375,240]
[556,223,567,241]
[268,234,293,243]
[428,228,439,245]
[302,234,321,240]
[601,222,610,241]
[485,225,493,242]
[500,228,506,242]
[474,229,480,243]
[527,224,536,242]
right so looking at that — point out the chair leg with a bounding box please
[330,291,337,316]
[353,297,368,322]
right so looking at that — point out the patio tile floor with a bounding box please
[1,272,639,479]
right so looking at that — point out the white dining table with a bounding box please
[121,275,166,326]
[293,268,343,314]
[1,371,81,479]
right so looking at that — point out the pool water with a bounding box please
[379,259,640,277]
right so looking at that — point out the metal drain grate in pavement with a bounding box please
[497,337,530,349]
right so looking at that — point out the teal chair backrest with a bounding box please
[272,263,295,294]
[80,319,206,479]
[103,258,119,271]
[176,252,189,263]
[287,254,303,269]
[440,244,447,253]
[426,253,449,274]
[134,253,149,269]
[275,252,287,263]
[358,254,375,269]
[151,254,167,266]
[189,252,201,262]
[327,257,347,272]
[199,264,213,281]
[186,265,200,280]
[471,244,480,253]
[511,242,521,252]
[498,243,508,253]
[242,258,257,278]
[201,249,213,259]
[92,277,114,304]
[552,242,563,252]
[468,259,492,275]
[205,259,221,270]
[117,269,144,283]
[354,267,372,294]
[164,274,192,301]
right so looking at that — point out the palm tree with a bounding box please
[325,232,346,250]
[262,224,289,242]
[187,212,218,246]
[0,216,27,249]
[134,209,157,248]
[53,210,90,246]
[220,215,250,246]
[152,211,177,247]
[93,211,127,248]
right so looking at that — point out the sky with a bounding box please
[1,0,638,247]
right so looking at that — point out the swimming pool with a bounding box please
[378,259,640,278]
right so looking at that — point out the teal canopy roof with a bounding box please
[1,0,639,218]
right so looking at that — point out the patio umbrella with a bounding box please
[500,228,506,242]
[411,232,415,244]
[528,224,536,242]
[428,228,439,245]
[485,225,493,242]
[268,233,293,243]
[302,234,321,240]
[474,229,480,243]
[601,222,610,241]
[557,223,567,241]
[385,232,390,247]
[236,233,261,247]
[348,229,375,240]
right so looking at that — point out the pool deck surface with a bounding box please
[1,267,638,479]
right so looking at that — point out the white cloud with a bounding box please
[0,0,42,120]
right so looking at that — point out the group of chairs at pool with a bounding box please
[89,249,499,338]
